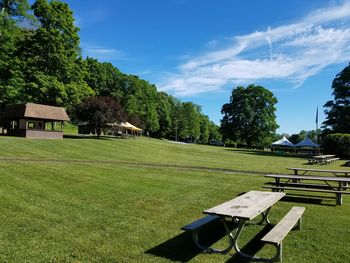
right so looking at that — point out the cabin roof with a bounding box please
[3,103,70,121]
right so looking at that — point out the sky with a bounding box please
[62,0,350,135]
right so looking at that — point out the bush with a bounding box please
[224,139,237,148]
[322,134,350,157]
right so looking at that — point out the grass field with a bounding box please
[0,136,349,262]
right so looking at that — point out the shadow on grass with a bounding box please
[224,148,309,159]
[145,220,237,262]
[63,134,117,140]
[280,195,336,207]
[340,162,350,167]
[226,224,273,263]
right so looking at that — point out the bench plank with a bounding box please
[262,206,305,245]
[181,215,220,231]
[266,174,350,182]
[287,168,350,174]
[262,185,350,194]
[264,182,349,189]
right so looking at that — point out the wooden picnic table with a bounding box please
[287,167,350,177]
[308,155,338,165]
[202,191,285,260]
[264,174,350,205]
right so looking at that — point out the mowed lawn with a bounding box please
[0,137,349,262]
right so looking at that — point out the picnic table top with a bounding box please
[287,168,350,174]
[313,155,335,158]
[203,191,285,221]
[266,174,350,182]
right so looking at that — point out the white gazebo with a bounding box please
[271,136,294,147]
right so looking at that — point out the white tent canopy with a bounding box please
[294,137,319,148]
[271,135,294,147]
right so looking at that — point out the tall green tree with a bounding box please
[85,57,124,99]
[208,121,221,142]
[154,92,172,138]
[174,102,201,141]
[21,0,93,108]
[199,115,210,143]
[323,63,350,133]
[0,0,33,21]
[0,0,31,114]
[122,75,159,133]
[221,84,278,147]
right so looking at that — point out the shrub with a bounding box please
[322,134,350,157]
[224,139,237,148]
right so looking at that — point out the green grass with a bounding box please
[0,136,349,262]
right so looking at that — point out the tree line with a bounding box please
[0,0,221,142]
[2,0,348,147]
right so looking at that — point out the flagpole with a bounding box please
[316,106,319,145]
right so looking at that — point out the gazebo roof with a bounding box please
[271,135,294,147]
[294,137,319,148]
[3,103,70,121]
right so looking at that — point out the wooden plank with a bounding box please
[287,168,350,174]
[262,186,350,194]
[181,215,220,231]
[266,174,350,182]
[203,191,285,220]
[261,206,305,245]
[264,182,349,189]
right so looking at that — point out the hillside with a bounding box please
[0,137,349,262]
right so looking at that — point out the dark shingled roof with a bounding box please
[3,103,70,121]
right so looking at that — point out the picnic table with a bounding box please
[308,155,338,165]
[287,167,350,177]
[202,191,285,259]
[264,174,350,205]
[182,191,305,262]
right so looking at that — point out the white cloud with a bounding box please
[158,2,350,96]
[81,44,127,61]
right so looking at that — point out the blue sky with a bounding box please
[63,0,350,135]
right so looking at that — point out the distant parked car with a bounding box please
[209,140,225,147]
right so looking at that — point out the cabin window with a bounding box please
[37,122,44,130]
[27,121,35,129]
[10,120,18,129]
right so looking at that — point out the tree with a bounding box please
[20,0,93,109]
[220,84,278,148]
[323,63,350,133]
[85,57,124,99]
[0,1,31,115]
[122,75,159,134]
[154,92,172,138]
[75,96,125,138]
[0,0,34,21]
[208,121,221,142]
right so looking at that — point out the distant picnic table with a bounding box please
[264,174,350,205]
[287,167,350,177]
[308,155,339,165]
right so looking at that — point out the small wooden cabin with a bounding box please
[2,103,70,139]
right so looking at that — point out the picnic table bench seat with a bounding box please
[181,215,223,253]
[262,185,350,205]
[264,181,349,190]
[261,206,305,262]
[181,215,220,232]
[264,174,350,205]
[325,157,340,164]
